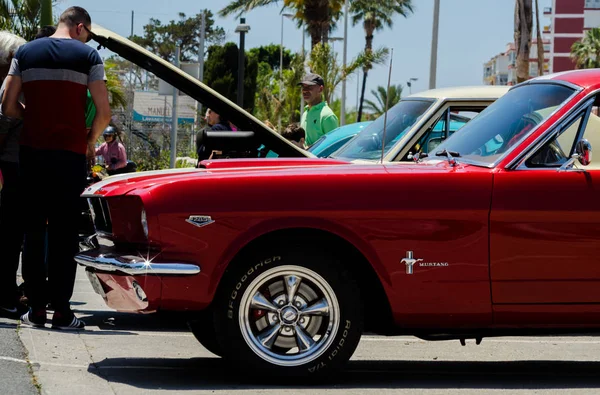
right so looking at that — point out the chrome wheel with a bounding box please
[238,265,340,367]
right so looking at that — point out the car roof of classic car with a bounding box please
[524,68,600,90]
[407,85,510,100]
[88,24,310,159]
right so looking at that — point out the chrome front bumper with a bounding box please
[75,236,200,276]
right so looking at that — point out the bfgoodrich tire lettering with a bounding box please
[214,248,363,376]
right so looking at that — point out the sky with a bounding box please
[54,0,552,108]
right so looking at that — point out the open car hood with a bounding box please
[89,25,311,159]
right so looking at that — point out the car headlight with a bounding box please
[141,207,148,238]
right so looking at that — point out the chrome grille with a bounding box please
[87,197,112,234]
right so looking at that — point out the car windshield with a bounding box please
[427,83,576,166]
[332,100,434,160]
[308,135,328,153]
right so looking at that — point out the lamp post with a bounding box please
[170,45,180,169]
[429,0,440,89]
[300,25,306,118]
[341,0,349,126]
[407,77,418,94]
[279,13,294,129]
[235,18,251,107]
[328,36,344,55]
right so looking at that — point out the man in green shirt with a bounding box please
[299,73,339,146]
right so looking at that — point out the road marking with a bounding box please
[0,356,28,364]
[360,336,600,344]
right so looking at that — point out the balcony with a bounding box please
[543,25,551,34]
[544,7,552,14]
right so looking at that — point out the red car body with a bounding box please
[77,69,600,374]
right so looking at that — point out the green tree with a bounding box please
[203,42,258,112]
[571,28,600,69]
[104,60,128,109]
[308,42,387,105]
[351,0,413,122]
[219,0,344,49]
[130,11,225,63]
[363,84,402,117]
[252,48,305,128]
[0,0,42,41]
[248,44,293,72]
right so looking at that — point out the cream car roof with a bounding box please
[408,86,510,100]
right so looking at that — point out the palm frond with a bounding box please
[219,0,280,17]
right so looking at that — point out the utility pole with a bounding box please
[300,26,305,119]
[340,0,349,126]
[235,18,250,107]
[127,10,135,157]
[279,15,284,129]
[429,0,440,89]
[170,45,180,169]
[197,12,206,129]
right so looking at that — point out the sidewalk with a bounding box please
[17,266,221,395]
[0,317,38,395]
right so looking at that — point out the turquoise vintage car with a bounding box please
[308,122,371,158]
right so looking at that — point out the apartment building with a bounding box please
[544,0,600,72]
[483,39,549,85]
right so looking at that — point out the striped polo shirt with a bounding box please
[8,37,106,155]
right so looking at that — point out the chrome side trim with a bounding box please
[75,251,200,275]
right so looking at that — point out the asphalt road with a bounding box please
[13,266,600,394]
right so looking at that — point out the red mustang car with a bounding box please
[78,69,600,376]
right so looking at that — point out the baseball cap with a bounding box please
[298,73,324,86]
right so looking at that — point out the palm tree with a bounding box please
[104,60,128,109]
[363,84,402,118]
[40,0,51,26]
[307,42,388,104]
[514,0,533,83]
[351,0,413,122]
[571,28,600,69]
[219,0,344,49]
[534,0,544,76]
[0,0,42,40]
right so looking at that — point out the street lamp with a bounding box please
[407,77,418,94]
[341,0,349,126]
[235,18,251,107]
[328,36,344,56]
[279,13,294,129]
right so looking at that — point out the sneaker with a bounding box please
[51,312,85,331]
[0,305,20,319]
[20,308,47,328]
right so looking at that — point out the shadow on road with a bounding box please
[87,358,600,390]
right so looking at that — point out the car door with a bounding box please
[490,99,600,306]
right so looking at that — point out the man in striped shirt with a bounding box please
[2,6,111,330]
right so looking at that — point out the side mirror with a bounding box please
[575,138,592,166]
[558,138,592,172]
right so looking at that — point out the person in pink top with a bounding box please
[95,125,127,175]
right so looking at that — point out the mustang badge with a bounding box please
[401,251,448,274]
[186,215,215,228]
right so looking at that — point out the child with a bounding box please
[282,123,306,149]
